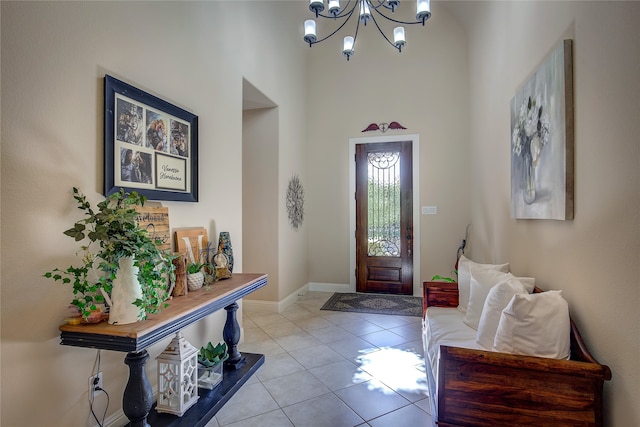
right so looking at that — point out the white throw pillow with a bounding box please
[463,268,535,330]
[456,254,509,314]
[493,291,571,360]
[476,279,528,349]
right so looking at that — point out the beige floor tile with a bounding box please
[334,379,411,421]
[307,325,357,344]
[367,403,432,427]
[249,312,290,327]
[256,352,306,381]
[214,292,430,427]
[259,320,304,338]
[214,382,279,426]
[221,409,293,427]
[273,331,323,352]
[288,344,345,369]
[238,338,286,356]
[308,359,372,391]
[261,370,331,407]
[282,393,364,427]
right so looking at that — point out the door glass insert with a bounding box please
[367,152,401,257]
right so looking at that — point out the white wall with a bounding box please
[457,1,640,425]
[243,106,280,301]
[305,1,472,289]
[0,2,308,425]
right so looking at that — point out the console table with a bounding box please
[59,273,267,427]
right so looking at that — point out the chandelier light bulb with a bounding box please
[343,36,355,60]
[393,27,406,51]
[304,20,317,44]
[359,1,371,25]
[386,0,400,12]
[328,0,340,17]
[309,0,324,17]
[416,0,431,24]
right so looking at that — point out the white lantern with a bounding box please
[156,332,199,416]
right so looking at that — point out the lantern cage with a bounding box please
[156,332,199,416]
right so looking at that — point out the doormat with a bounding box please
[320,293,423,317]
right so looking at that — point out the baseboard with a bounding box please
[308,282,352,293]
[243,284,311,314]
[242,282,353,315]
[242,298,279,314]
[102,406,129,427]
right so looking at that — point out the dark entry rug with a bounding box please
[320,292,423,317]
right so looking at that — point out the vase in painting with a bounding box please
[523,154,536,205]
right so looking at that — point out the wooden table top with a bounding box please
[59,273,267,352]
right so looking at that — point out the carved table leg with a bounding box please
[123,350,153,427]
[223,302,246,370]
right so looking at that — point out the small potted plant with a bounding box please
[197,341,228,389]
[186,262,205,291]
[44,187,175,324]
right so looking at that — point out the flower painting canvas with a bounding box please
[511,39,574,220]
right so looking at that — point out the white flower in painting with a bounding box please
[540,111,551,146]
[524,104,539,137]
[512,95,551,162]
[512,126,522,156]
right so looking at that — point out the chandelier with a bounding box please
[303,0,431,61]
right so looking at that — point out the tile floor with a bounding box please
[205,292,432,427]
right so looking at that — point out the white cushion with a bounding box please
[493,291,571,360]
[463,268,535,331]
[476,279,528,349]
[456,254,509,314]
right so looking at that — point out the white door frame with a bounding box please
[349,134,421,296]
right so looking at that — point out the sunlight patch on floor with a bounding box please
[353,347,429,396]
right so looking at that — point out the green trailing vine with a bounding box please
[431,274,457,283]
[44,188,175,320]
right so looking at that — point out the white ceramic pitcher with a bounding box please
[100,257,144,325]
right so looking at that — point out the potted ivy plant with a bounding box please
[186,262,205,291]
[197,342,228,389]
[44,187,175,324]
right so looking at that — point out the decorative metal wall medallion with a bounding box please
[286,174,305,230]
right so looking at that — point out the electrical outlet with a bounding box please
[89,372,103,399]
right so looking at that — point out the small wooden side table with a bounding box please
[422,281,459,317]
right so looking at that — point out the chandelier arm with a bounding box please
[367,0,392,11]
[311,6,358,45]
[350,9,362,46]
[369,12,400,51]
[370,5,425,25]
[315,0,358,20]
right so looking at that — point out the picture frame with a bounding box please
[510,39,574,220]
[104,75,198,202]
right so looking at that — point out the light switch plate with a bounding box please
[422,206,437,215]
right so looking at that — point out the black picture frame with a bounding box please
[104,75,198,202]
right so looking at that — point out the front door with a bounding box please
[355,141,413,294]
